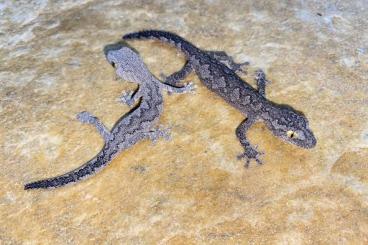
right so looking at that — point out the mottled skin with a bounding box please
[123,30,316,166]
[24,47,193,190]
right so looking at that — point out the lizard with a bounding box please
[123,30,317,166]
[24,45,194,190]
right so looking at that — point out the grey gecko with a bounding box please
[123,30,316,166]
[24,46,194,190]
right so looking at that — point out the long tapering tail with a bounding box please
[24,149,109,190]
[123,30,197,56]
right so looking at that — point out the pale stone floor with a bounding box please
[1,1,367,244]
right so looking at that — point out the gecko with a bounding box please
[123,30,316,166]
[24,46,194,190]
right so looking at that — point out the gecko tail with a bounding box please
[24,151,108,190]
[123,30,181,41]
[123,30,196,56]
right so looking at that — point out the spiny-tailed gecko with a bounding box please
[123,30,316,166]
[24,46,194,190]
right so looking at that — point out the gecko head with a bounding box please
[104,43,143,84]
[263,105,316,149]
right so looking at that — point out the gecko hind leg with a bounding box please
[255,69,271,97]
[235,117,264,167]
[160,80,196,95]
[161,61,193,86]
[206,51,249,74]
[119,88,142,107]
[76,111,111,142]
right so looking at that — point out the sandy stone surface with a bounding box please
[1,0,367,244]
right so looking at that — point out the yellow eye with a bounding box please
[287,130,298,139]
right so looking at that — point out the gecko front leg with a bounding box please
[255,69,270,97]
[76,111,111,142]
[119,87,142,107]
[161,61,193,86]
[235,117,263,167]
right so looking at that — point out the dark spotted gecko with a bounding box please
[24,46,194,190]
[123,30,316,166]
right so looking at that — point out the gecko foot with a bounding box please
[76,111,97,124]
[183,82,196,93]
[237,146,264,167]
[148,126,171,144]
[119,90,135,107]
[255,69,271,85]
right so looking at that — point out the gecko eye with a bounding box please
[110,62,116,68]
[287,130,298,139]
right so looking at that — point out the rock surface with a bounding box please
[1,0,368,244]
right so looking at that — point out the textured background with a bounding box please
[1,0,368,244]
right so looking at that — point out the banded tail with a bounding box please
[24,149,109,190]
[123,30,197,56]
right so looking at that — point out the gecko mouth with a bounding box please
[305,134,317,148]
